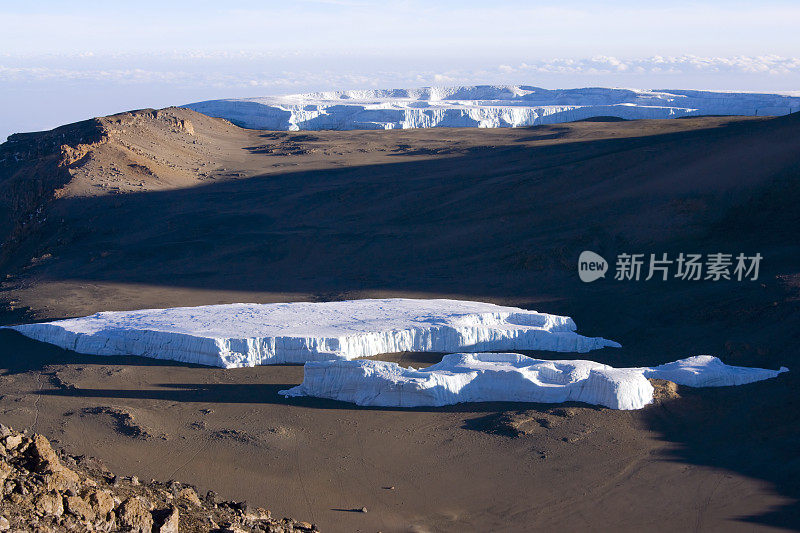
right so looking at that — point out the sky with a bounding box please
[1,0,799,140]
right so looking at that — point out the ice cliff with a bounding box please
[280,353,789,410]
[8,299,619,368]
[183,86,800,131]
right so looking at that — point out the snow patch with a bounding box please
[280,354,788,410]
[183,85,800,131]
[7,299,619,368]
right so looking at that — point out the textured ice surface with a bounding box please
[280,354,789,410]
[184,85,800,131]
[8,299,619,368]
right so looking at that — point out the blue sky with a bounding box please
[2,1,799,139]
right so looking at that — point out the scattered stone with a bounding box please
[3,434,23,451]
[82,406,155,440]
[247,507,271,520]
[44,468,81,492]
[88,488,114,517]
[230,499,248,512]
[178,486,202,507]
[30,434,62,472]
[0,516,8,531]
[35,492,64,517]
[65,494,95,521]
[0,460,11,484]
[157,505,180,533]
[119,496,153,532]
[29,434,81,492]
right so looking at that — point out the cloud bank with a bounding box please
[2,55,799,90]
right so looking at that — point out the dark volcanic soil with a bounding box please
[0,109,798,532]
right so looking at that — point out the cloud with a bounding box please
[496,55,800,77]
[1,55,799,97]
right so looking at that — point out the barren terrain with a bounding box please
[1,108,798,531]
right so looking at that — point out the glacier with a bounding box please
[279,353,789,410]
[7,299,619,368]
[183,86,800,131]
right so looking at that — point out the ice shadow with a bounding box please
[37,379,623,416]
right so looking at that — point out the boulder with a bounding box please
[119,496,154,532]
[35,491,64,517]
[65,494,96,521]
[2,435,23,451]
[88,488,115,517]
[157,506,180,533]
[178,487,202,507]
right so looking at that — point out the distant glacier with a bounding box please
[183,85,800,131]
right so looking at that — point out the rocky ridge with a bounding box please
[0,107,233,274]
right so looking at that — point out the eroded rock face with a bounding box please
[0,423,318,532]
